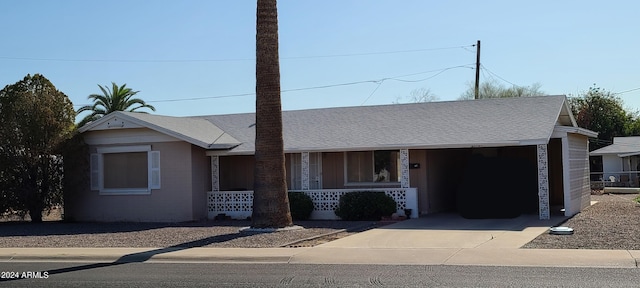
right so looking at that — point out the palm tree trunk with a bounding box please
[251,0,292,228]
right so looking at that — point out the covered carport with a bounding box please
[409,128,596,220]
[411,143,563,218]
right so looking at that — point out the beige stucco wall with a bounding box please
[66,135,200,222]
[191,145,208,220]
[408,150,428,214]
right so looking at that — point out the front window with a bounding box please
[346,150,399,183]
[91,145,160,195]
[103,152,148,189]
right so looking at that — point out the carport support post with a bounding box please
[537,144,550,220]
[301,152,310,190]
[211,156,219,192]
[400,149,410,188]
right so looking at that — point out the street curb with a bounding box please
[3,247,640,267]
[0,248,306,264]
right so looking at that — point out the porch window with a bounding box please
[90,145,160,195]
[290,152,322,190]
[345,150,400,183]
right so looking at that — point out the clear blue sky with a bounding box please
[1,1,639,121]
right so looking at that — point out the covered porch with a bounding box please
[207,149,418,220]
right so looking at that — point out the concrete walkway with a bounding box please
[2,214,639,268]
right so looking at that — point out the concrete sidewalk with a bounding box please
[1,215,639,268]
[1,247,638,268]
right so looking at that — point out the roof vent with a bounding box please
[107,118,125,128]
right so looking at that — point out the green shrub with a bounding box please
[334,191,397,221]
[288,192,314,220]
[634,195,640,204]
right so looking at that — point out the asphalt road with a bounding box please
[1,262,639,287]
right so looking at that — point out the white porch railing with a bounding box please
[207,188,419,220]
[590,171,640,192]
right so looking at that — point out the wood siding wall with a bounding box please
[219,155,255,191]
[321,152,345,189]
[218,154,292,191]
[568,134,591,211]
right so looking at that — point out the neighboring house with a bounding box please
[65,95,596,222]
[590,137,640,193]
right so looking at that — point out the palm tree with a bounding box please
[77,82,155,127]
[251,0,293,228]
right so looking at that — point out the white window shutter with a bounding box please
[90,153,100,190]
[149,151,161,189]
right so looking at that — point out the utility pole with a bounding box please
[474,40,481,100]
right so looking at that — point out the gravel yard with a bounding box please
[0,216,376,248]
[523,193,640,250]
[3,193,638,249]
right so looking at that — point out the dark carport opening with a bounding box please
[426,143,564,219]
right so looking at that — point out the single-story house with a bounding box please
[590,136,640,193]
[65,95,596,222]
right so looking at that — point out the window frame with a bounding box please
[91,145,160,195]
[343,150,401,186]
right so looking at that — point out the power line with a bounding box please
[72,64,474,107]
[147,92,255,103]
[0,45,475,63]
[482,64,640,98]
[360,81,384,105]
[479,64,545,96]
[283,45,475,60]
[386,65,474,83]
[614,87,640,95]
[480,64,521,87]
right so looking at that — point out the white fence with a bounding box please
[207,188,419,220]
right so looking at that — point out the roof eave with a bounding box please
[554,125,598,138]
[206,140,554,156]
[80,112,240,149]
[618,151,640,158]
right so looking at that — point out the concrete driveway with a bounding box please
[318,213,568,249]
